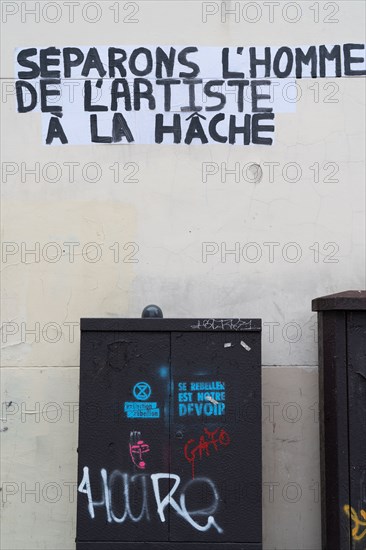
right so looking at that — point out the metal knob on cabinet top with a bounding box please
[141,305,163,318]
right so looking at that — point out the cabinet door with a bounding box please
[77,331,170,543]
[169,331,262,544]
[347,312,366,550]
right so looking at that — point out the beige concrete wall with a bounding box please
[1,1,365,548]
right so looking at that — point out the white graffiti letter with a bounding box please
[151,473,223,533]
[151,473,182,522]
[78,466,106,520]
[180,477,223,533]
[108,471,128,523]
[107,471,149,523]
[127,475,150,522]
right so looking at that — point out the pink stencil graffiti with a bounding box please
[184,427,230,479]
[129,431,150,469]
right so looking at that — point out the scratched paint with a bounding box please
[206,395,219,405]
[240,340,251,351]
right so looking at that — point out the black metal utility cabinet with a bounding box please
[312,291,366,550]
[76,317,262,550]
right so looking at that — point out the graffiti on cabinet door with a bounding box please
[184,427,231,479]
[178,381,226,417]
[78,467,223,533]
[191,319,254,331]
[124,382,160,418]
[129,431,150,470]
[343,505,366,542]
